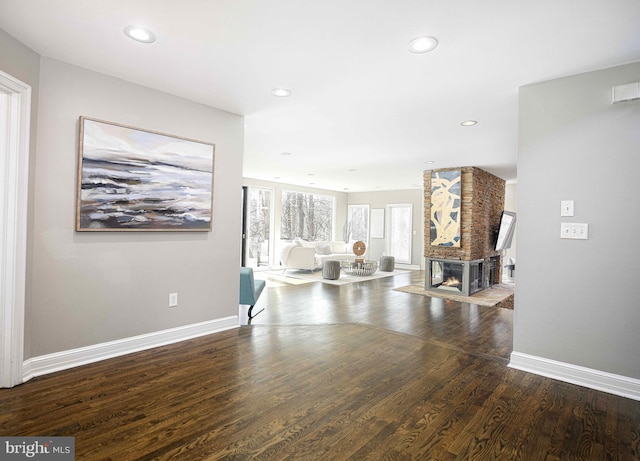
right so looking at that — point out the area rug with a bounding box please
[394,283,514,309]
[256,272,312,286]
[264,269,409,286]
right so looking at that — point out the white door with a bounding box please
[347,204,370,248]
[386,204,412,264]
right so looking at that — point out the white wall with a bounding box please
[27,58,244,358]
[514,62,640,380]
[347,189,424,267]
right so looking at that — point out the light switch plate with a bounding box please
[561,200,574,217]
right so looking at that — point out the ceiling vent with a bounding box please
[612,82,640,104]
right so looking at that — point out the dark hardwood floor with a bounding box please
[1,270,639,460]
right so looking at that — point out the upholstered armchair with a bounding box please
[239,267,265,318]
[279,244,319,272]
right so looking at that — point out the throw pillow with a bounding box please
[315,243,332,255]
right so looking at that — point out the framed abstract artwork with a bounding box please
[430,169,461,247]
[76,117,215,231]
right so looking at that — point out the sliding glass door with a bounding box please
[244,186,274,269]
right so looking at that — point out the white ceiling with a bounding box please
[2,0,639,192]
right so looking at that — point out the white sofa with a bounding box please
[280,240,357,272]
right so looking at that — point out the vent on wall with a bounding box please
[612,82,640,103]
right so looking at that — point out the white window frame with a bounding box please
[280,189,335,242]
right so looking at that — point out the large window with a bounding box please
[281,190,334,241]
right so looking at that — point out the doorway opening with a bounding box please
[241,186,275,269]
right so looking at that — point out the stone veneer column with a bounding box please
[424,167,505,281]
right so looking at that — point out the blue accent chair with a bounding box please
[239,267,266,319]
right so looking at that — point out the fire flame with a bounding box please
[442,277,461,287]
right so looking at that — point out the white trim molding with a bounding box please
[509,352,640,401]
[23,317,239,382]
[397,263,421,271]
[0,70,31,388]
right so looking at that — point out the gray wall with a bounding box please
[0,28,39,90]
[27,58,243,358]
[515,62,640,379]
[347,189,424,267]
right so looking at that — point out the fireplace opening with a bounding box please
[426,258,487,297]
[430,260,463,292]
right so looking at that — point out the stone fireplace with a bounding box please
[424,167,505,296]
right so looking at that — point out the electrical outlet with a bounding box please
[560,223,588,240]
[169,293,178,307]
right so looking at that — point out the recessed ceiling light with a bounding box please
[348,169,357,172]
[461,120,477,126]
[271,88,292,97]
[281,152,292,156]
[124,26,156,43]
[424,160,435,164]
[408,36,438,53]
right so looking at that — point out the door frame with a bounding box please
[241,186,248,266]
[0,70,31,388]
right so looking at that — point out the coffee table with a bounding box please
[340,260,378,276]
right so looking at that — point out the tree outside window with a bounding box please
[248,187,272,266]
[281,190,334,241]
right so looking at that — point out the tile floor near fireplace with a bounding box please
[425,257,488,297]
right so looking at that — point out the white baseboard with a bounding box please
[22,316,239,383]
[397,263,421,270]
[509,351,640,401]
